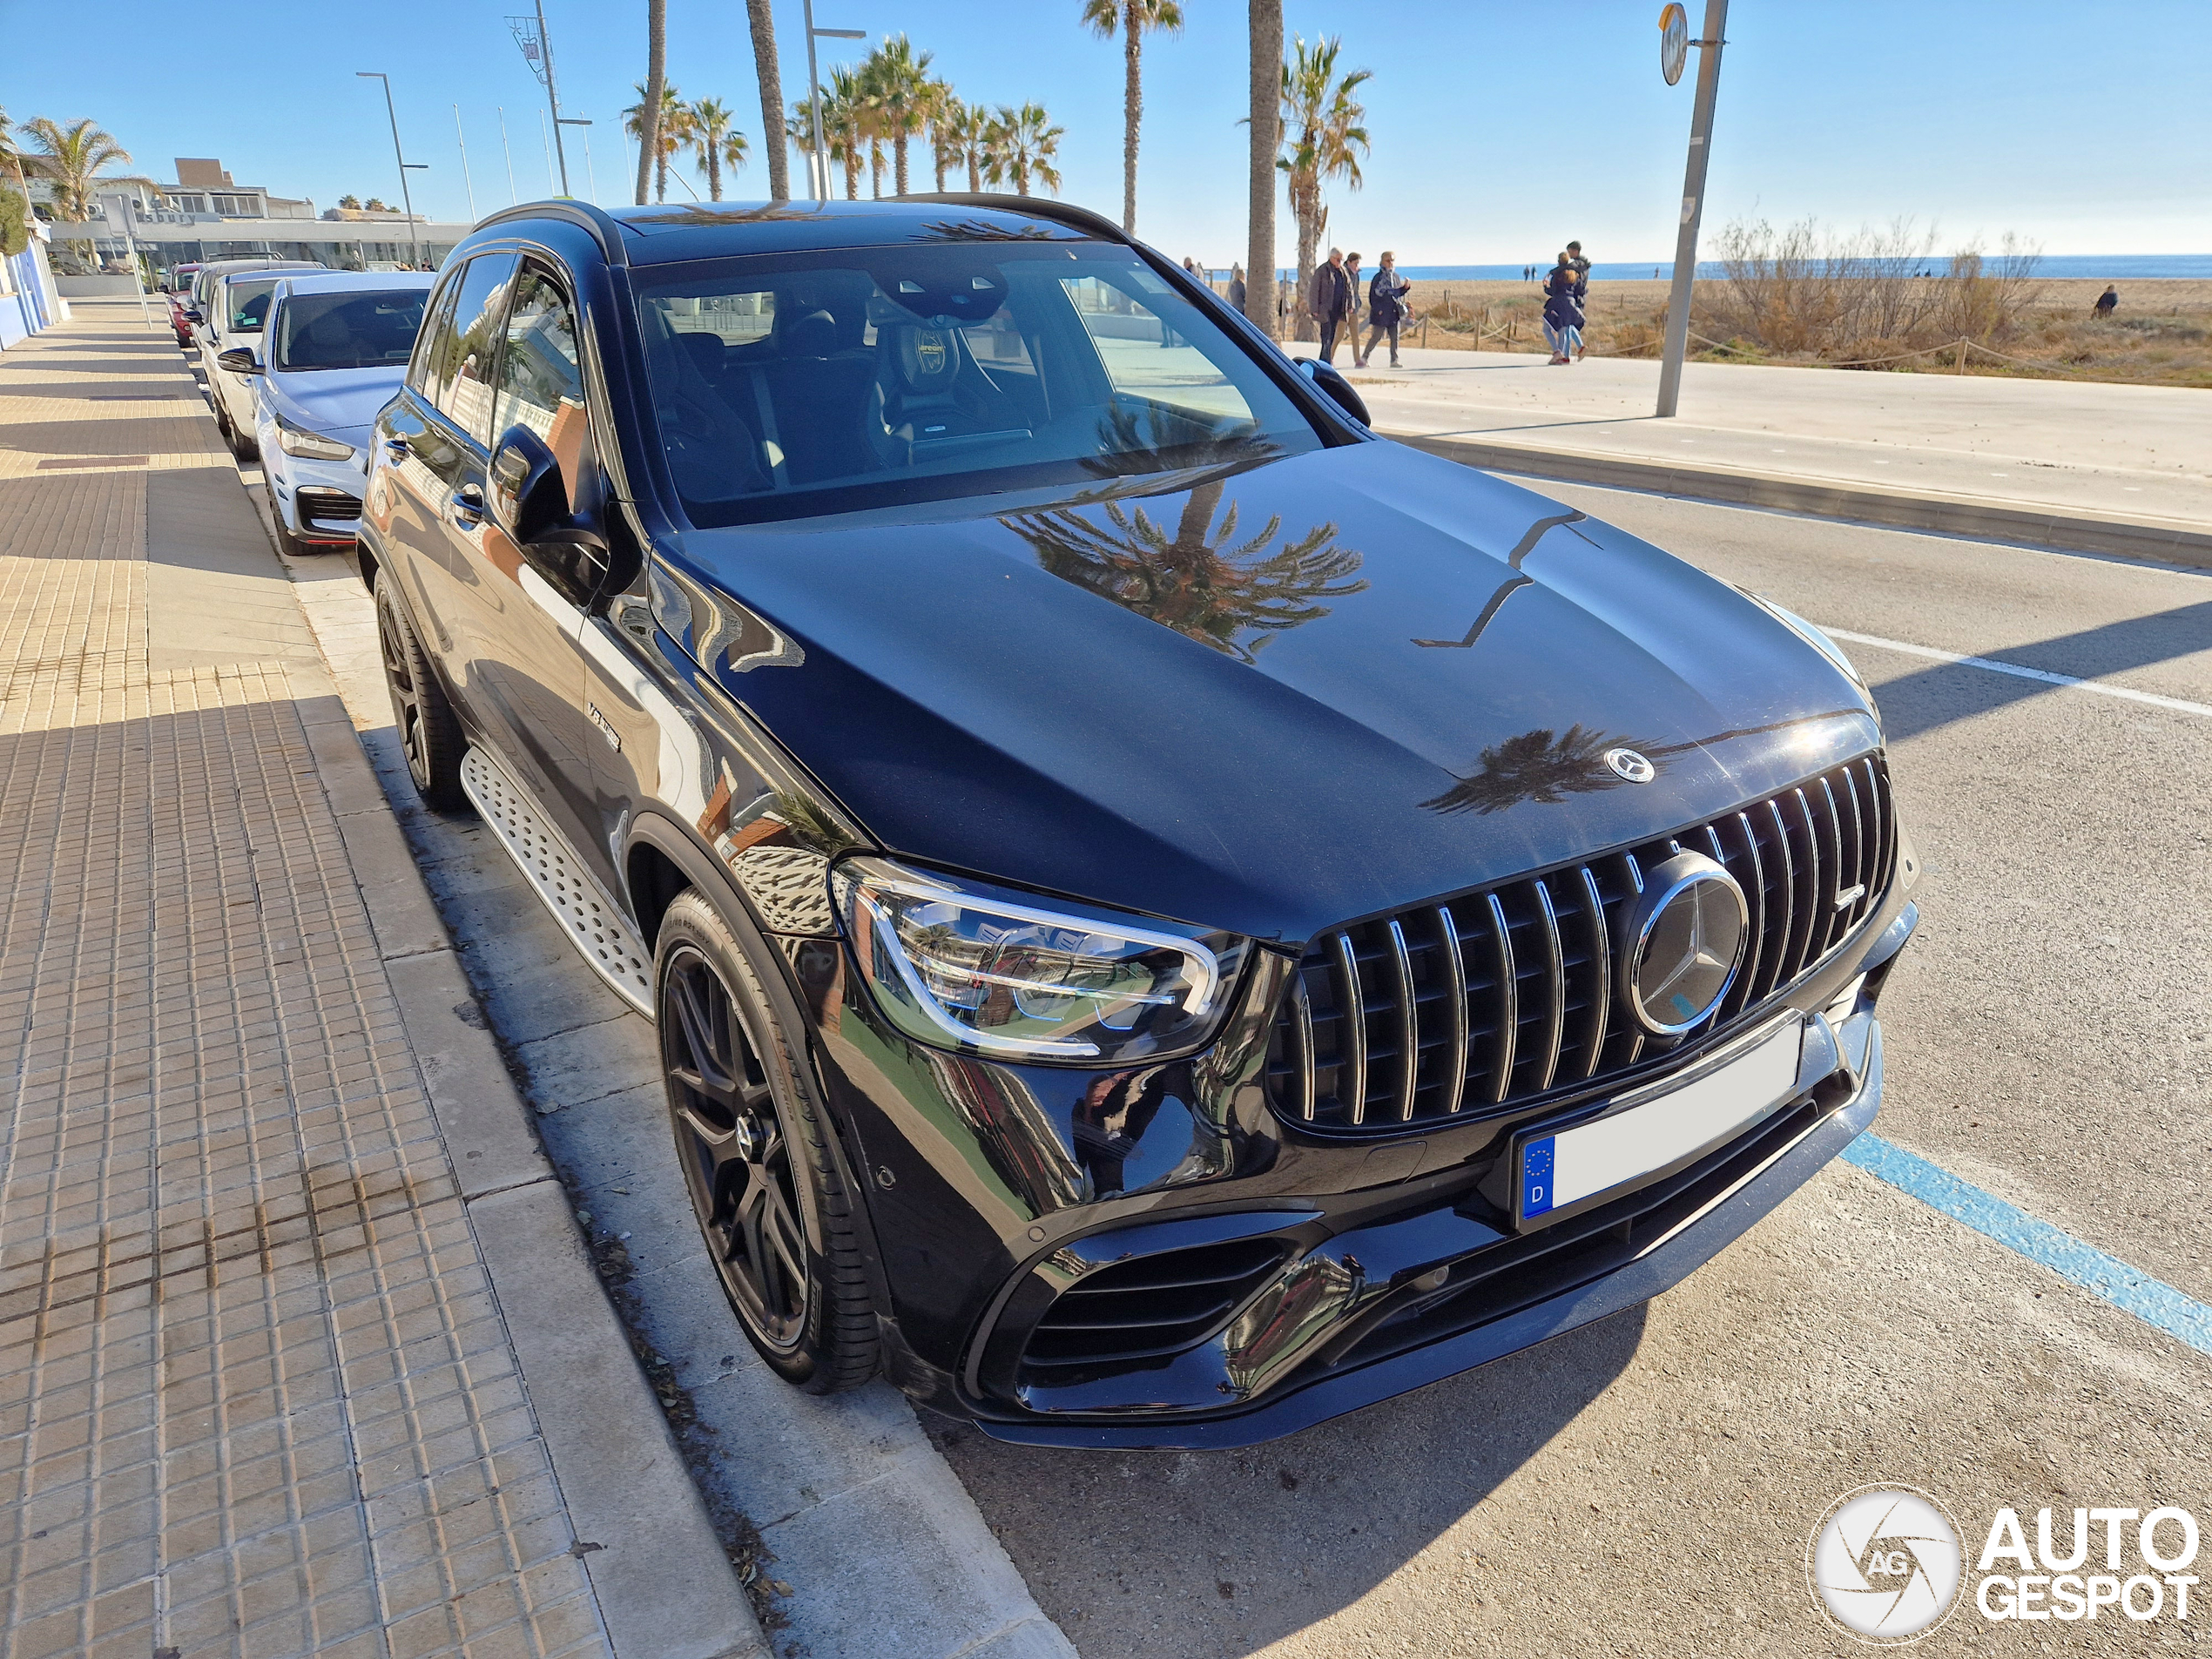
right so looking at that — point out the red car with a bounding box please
[164,265,204,348]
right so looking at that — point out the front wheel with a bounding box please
[373,570,467,808]
[657,889,878,1393]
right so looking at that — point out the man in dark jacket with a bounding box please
[1360,250,1413,368]
[1310,247,1352,363]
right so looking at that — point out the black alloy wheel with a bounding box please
[657,890,877,1390]
[372,571,467,808]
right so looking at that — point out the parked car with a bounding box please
[226,271,435,556]
[189,259,323,456]
[164,262,204,347]
[357,198,1919,1449]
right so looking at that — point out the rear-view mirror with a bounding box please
[490,422,612,609]
[215,347,260,374]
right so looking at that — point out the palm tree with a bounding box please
[1080,0,1184,235]
[1245,0,1282,334]
[982,104,1063,199]
[686,98,749,200]
[635,0,667,206]
[938,99,990,193]
[926,89,963,192]
[863,36,934,197]
[1007,482,1365,663]
[824,68,867,200]
[625,84,691,202]
[743,0,791,200]
[17,118,165,219]
[1278,37,1370,342]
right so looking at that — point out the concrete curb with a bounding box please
[1391,429,2212,571]
[260,524,770,1656]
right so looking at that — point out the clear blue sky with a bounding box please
[5,0,2206,265]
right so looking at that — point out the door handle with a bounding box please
[448,485,486,528]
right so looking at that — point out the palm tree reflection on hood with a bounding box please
[1422,725,1660,816]
[1004,478,1366,662]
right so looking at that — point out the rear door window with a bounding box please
[428,253,520,446]
[226,278,279,333]
[409,277,463,406]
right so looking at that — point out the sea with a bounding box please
[1372,254,2212,283]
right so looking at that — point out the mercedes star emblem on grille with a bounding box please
[1622,851,1750,1035]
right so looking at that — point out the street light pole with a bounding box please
[357,72,428,268]
[800,0,866,203]
[535,0,572,196]
[1655,0,1727,419]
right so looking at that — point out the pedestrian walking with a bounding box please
[1342,253,1365,362]
[1360,250,1413,369]
[1541,252,1583,365]
[1227,263,1246,314]
[1310,247,1353,364]
[2094,284,2118,319]
[1566,241,1590,361]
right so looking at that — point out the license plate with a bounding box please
[1516,1015,1804,1229]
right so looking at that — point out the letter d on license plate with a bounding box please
[1515,1015,1804,1230]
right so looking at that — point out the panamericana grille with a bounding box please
[1266,754,1894,1133]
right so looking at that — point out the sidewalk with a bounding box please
[0,304,762,1656]
[1343,347,2210,561]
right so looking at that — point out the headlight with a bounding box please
[833,856,1244,1063]
[276,416,355,462]
[1743,590,1866,692]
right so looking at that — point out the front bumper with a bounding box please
[975,1015,1884,1450]
[263,438,368,546]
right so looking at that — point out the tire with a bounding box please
[657,889,878,1393]
[226,408,259,462]
[373,570,468,809]
[266,489,312,560]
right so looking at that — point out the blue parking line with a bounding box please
[1843,1134,2212,1359]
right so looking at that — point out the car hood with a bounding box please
[267,365,406,435]
[669,441,1880,946]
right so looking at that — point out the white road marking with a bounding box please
[1817,625,2212,720]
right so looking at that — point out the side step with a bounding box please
[459,746,656,1016]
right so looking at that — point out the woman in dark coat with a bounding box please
[1541,253,1583,365]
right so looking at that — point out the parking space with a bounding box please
[935,488,2212,1656]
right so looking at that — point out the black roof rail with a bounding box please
[472,199,631,267]
[900,193,1137,249]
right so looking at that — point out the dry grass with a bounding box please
[1399,277,2212,389]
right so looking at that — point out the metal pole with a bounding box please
[454,105,478,221]
[1655,0,1727,419]
[536,0,572,195]
[582,127,598,203]
[539,110,557,193]
[802,0,826,201]
[498,108,518,203]
[358,73,422,269]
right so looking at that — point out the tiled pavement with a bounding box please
[0,308,749,1656]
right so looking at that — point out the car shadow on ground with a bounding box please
[1865,601,2212,742]
[929,1305,1646,1659]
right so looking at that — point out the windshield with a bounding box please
[632,242,1322,527]
[274,289,427,371]
[227,279,279,333]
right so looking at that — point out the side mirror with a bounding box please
[490,422,611,609]
[184,307,203,324]
[1293,357,1371,428]
[216,346,260,374]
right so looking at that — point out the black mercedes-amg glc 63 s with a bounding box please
[358,196,1919,1448]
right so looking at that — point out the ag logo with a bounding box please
[1807,1487,1965,1645]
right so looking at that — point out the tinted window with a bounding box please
[631,243,1322,528]
[428,252,520,444]
[273,289,427,371]
[409,278,462,404]
[226,278,280,332]
[493,270,593,510]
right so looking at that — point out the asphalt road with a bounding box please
[934,484,2212,1657]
